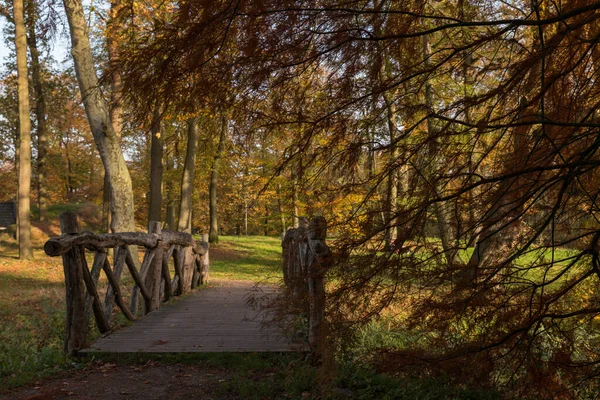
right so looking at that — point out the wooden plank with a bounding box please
[85,281,304,353]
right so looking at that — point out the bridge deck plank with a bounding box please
[83,280,305,353]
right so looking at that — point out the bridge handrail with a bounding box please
[281,216,332,355]
[44,211,209,355]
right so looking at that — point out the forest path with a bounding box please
[84,279,303,353]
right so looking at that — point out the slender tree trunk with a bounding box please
[422,33,457,265]
[209,114,227,243]
[263,205,269,236]
[244,198,248,236]
[277,183,286,236]
[63,0,136,233]
[15,0,32,259]
[25,0,48,221]
[102,173,111,232]
[382,90,398,250]
[291,176,299,228]
[165,149,176,229]
[148,107,163,224]
[178,117,199,233]
[107,0,123,139]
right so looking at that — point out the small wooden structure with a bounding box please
[44,212,209,355]
[0,201,16,229]
[281,216,332,354]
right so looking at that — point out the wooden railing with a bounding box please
[44,212,209,355]
[281,216,332,354]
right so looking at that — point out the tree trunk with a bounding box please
[62,0,136,233]
[292,176,299,228]
[277,183,286,236]
[102,173,111,233]
[148,107,163,224]
[209,114,227,243]
[165,150,176,230]
[422,33,457,265]
[382,90,398,250]
[107,0,123,140]
[15,0,32,259]
[25,0,48,222]
[178,117,199,233]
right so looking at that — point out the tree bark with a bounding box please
[148,107,163,224]
[292,175,299,228]
[178,117,199,233]
[382,90,398,250]
[277,183,286,236]
[62,0,136,233]
[209,114,227,243]
[15,0,32,259]
[25,0,48,222]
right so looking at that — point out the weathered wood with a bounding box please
[60,212,87,355]
[173,246,184,296]
[80,251,110,334]
[124,248,152,313]
[192,256,201,289]
[182,245,194,292]
[131,247,156,313]
[45,217,210,355]
[45,231,159,256]
[85,282,303,353]
[281,216,332,356]
[84,250,105,330]
[200,234,210,284]
[171,275,180,294]
[146,222,164,311]
[162,229,194,247]
[104,246,127,323]
[102,256,135,321]
[161,245,174,301]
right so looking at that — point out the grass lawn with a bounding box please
[206,235,283,283]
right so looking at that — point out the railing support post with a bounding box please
[60,211,87,355]
[282,216,332,356]
[201,233,210,284]
[146,221,163,311]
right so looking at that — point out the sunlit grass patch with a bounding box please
[205,235,283,283]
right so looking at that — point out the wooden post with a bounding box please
[59,211,87,355]
[146,221,163,311]
[181,246,194,292]
[201,233,210,284]
[307,216,330,355]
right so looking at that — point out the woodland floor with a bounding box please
[0,358,278,400]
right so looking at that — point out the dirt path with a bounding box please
[0,360,276,400]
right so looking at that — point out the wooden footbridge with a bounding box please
[45,213,331,355]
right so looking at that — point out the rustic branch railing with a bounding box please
[282,216,332,354]
[44,212,209,355]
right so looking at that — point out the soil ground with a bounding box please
[0,359,288,400]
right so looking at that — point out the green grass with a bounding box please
[0,238,72,389]
[205,235,283,283]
